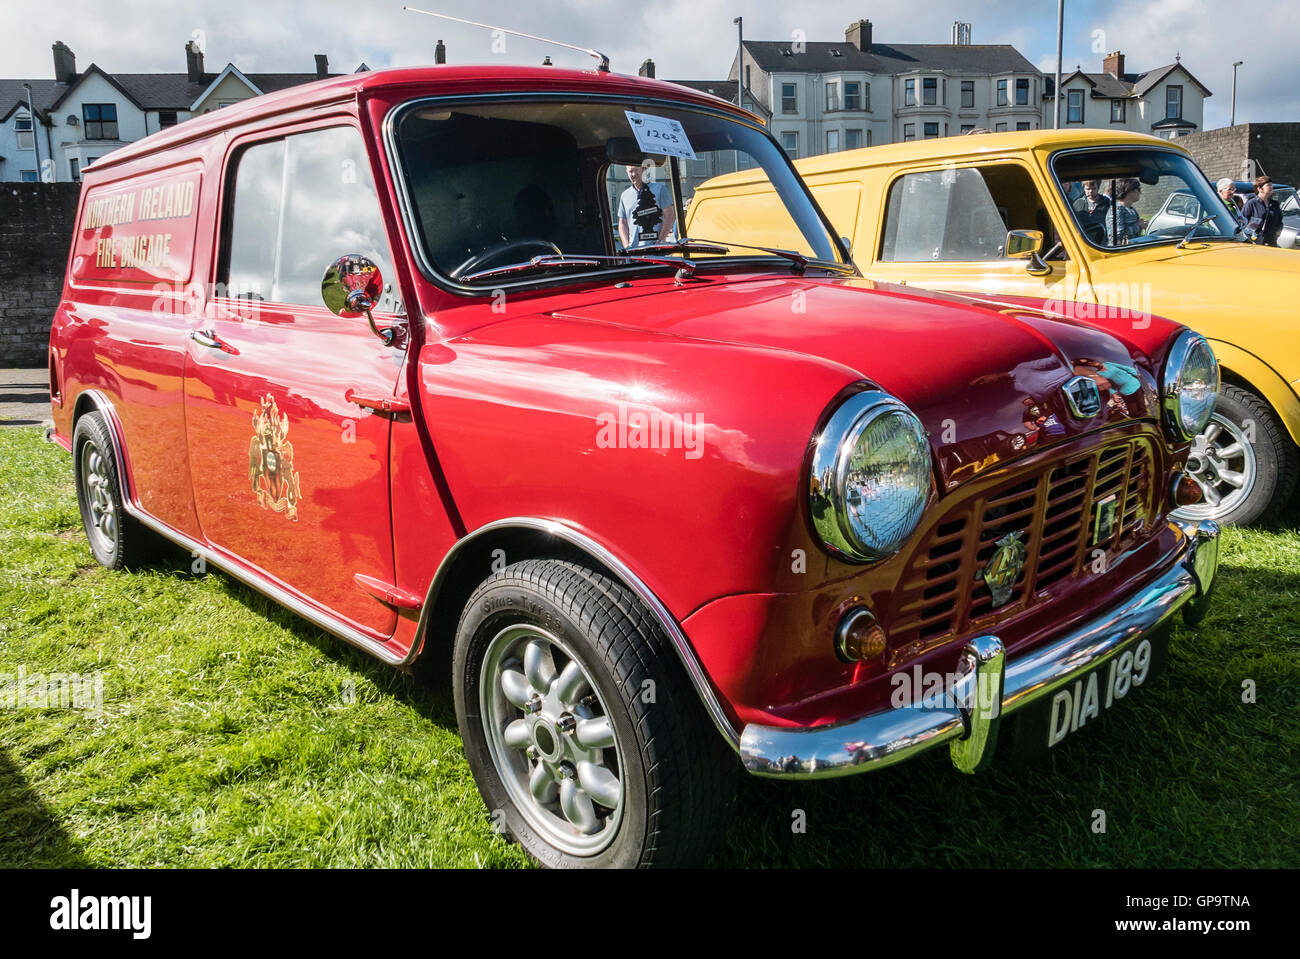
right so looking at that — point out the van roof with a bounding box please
[90,65,756,173]
[794,128,1190,177]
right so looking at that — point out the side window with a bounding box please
[221,126,396,310]
[880,164,1061,263]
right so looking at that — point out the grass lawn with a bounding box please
[1,425,1296,868]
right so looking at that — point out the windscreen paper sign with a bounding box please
[624,111,697,160]
[72,168,201,284]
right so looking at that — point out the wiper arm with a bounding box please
[636,237,855,275]
[461,252,703,284]
[1176,213,1216,249]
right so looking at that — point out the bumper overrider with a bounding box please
[740,519,1220,778]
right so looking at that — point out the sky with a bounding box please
[5,0,1296,128]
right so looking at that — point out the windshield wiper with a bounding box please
[1176,213,1216,249]
[460,252,702,284]
[633,237,856,276]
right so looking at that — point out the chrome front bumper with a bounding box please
[740,519,1220,779]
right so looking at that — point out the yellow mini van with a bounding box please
[687,129,1299,525]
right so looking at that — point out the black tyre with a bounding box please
[453,558,736,868]
[1175,384,1299,527]
[72,411,159,569]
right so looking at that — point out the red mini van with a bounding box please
[49,65,1221,867]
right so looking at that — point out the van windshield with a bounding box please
[1052,148,1247,249]
[391,97,845,283]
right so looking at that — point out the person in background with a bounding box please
[1071,180,1111,244]
[618,160,676,250]
[1217,178,1244,214]
[1242,175,1283,246]
[1108,178,1146,245]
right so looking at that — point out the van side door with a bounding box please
[862,161,1090,303]
[183,122,406,638]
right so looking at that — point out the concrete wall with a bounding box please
[0,182,80,366]
[1182,123,1300,188]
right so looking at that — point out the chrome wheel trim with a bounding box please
[80,441,117,554]
[480,624,625,857]
[1175,412,1257,521]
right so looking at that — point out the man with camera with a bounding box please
[617,160,677,249]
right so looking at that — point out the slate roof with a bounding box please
[743,40,1038,76]
[1046,63,1212,100]
[0,78,68,122]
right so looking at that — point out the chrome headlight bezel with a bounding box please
[1161,331,1220,441]
[809,390,933,563]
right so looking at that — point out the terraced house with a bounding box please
[727,19,1043,158]
[0,40,352,182]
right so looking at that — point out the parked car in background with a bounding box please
[49,70,1221,867]
[1149,181,1299,249]
[691,130,1300,525]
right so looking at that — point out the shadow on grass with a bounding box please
[0,749,88,868]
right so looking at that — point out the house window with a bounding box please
[1017,121,1031,131]
[846,128,863,149]
[961,124,975,134]
[904,79,915,106]
[826,130,840,152]
[924,122,939,139]
[923,77,937,105]
[83,103,118,140]
[781,83,797,113]
[844,81,861,111]
[1067,90,1084,123]
[1111,99,1126,123]
[20,170,38,182]
[780,130,798,157]
[903,123,916,141]
[70,158,80,181]
[961,81,975,108]
[1015,78,1030,105]
[1166,85,1183,119]
[995,122,1008,132]
[15,113,34,151]
[158,110,179,128]
[997,80,1008,106]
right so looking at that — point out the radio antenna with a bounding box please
[403,7,611,72]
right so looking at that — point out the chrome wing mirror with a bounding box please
[322,255,398,346]
[1005,229,1052,277]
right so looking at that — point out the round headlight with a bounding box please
[810,390,932,562]
[1162,331,1220,441]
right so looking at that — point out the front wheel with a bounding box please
[453,558,736,868]
[1174,384,1298,526]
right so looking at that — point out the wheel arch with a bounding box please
[1207,339,1300,448]
[409,518,741,751]
[70,390,136,503]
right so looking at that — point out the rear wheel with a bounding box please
[1175,384,1298,526]
[453,558,736,868]
[73,412,159,569]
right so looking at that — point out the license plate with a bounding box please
[1007,628,1168,759]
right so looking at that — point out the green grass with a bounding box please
[1,425,1296,867]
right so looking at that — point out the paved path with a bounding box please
[0,368,52,429]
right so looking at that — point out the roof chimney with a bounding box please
[1103,50,1125,78]
[435,40,446,64]
[638,59,655,78]
[315,54,329,78]
[846,19,872,52]
[185,40,204,83]
[52,41,76,84]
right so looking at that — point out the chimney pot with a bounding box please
[315,53,329,78]
[52,41,77,84]
[435,40,446,65]
[638,59,655,78]
[845,19,872,52]
[185,40,205,83]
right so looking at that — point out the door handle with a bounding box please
[345,388,411,414]
[190,329,240,355]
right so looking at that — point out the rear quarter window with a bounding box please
[70,165,202,286]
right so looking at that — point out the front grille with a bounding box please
[892,435,1155,653]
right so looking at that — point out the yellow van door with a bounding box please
[848,162,1087,304]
